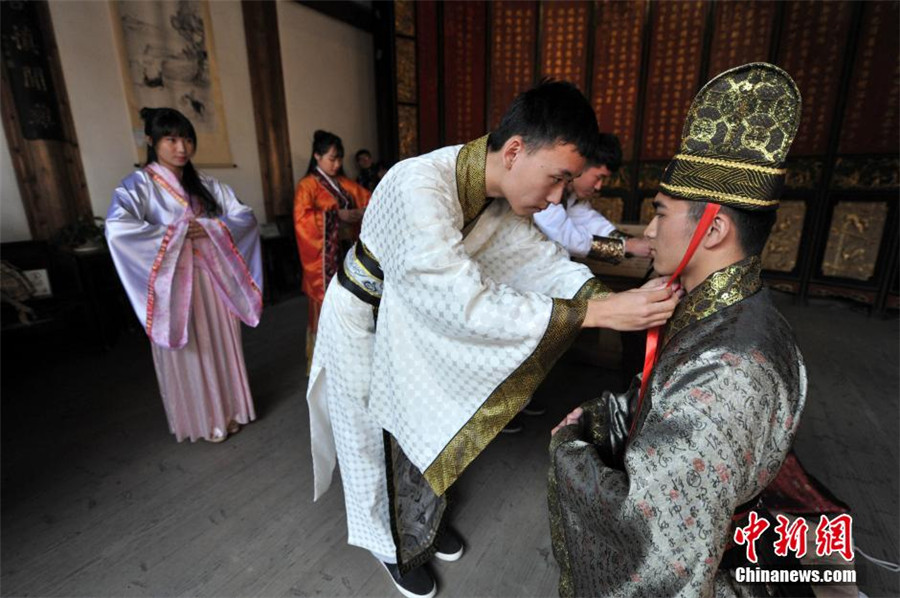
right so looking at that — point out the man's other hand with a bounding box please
[551,407,583,437]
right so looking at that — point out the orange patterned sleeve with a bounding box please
[339,176,373,209]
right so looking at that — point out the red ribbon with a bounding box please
[630,202,722,439]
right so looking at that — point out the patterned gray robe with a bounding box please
[548,256,807,597]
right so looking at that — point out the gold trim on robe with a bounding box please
[663,255,762,346]
[455,135,491,228]
[588,236,626,264]
[423,278,609,495]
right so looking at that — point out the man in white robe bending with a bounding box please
[306,81,680,598]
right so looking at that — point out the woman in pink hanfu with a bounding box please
[106,107,263,443]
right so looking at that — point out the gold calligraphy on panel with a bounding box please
[445,3,482,143]
[641,0,705,160]
[708,1,774,77]
[592,0,645,160]
[778,1,851,155]
[8,23,40,55]
[840,1,900,154]
[821,201,888,281]
[540,1,590,91]
[489,1,536,128]
[761,200,806,272]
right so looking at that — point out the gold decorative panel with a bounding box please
[821,201,888,281]
[394,0,415,37]
[589,196,624,224]
[540,1,590,91]
[761,200,806,273]
[398,104,418,159]
[396,37,417,104]
[638,162,666,191]
[592,0,645,160]
[832,157,900,190]
[605,165,631,191]
[784,159,823,190]
[639,196,655,224]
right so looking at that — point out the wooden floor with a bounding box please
[1,293,897,597]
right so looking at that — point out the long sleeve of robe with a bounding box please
[105,165,262,348]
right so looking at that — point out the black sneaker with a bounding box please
[501,413,525,434]
[434,529,464,562]
[380,561,436,598]
[521,400,546,416]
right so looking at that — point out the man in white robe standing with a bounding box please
[306,81,681,598]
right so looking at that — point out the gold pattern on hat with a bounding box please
[672,153,787,175]
[660,63,802,211]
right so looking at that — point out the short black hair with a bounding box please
[687,201,776,257]
[588,133,622,172]
[355,149,371,161]
[487,80,599,159]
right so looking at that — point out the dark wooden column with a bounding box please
[241,0,294,220]
[372,1,399,166]
[0,0,92,240]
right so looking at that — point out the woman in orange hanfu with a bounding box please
[294,130,370,372]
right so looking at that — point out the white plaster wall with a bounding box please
[277,1,378,182]
[48,0,266,222]
[1,131,31,242]
[47,1,136,221]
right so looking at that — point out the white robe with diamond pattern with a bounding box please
[307,144,596,556]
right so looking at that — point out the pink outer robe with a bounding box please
[106,163,263,441]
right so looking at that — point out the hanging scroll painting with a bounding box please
[110,0,232,167]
